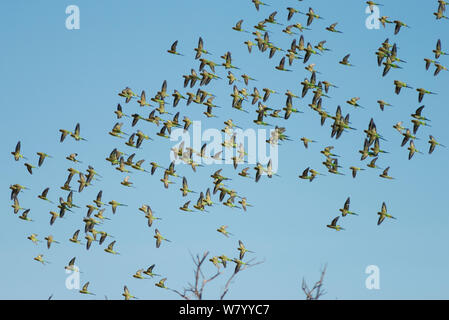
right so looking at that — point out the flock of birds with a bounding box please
[7,0,448,299]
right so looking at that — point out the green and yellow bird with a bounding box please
[180,201,194,212]
[194,37,211,60]
[36,152,52,167]
[99,231,114,246]
[305,7,324,26]
[367,157,382,170]
[369,138,389,157]
[393,121,405,134]
[424,58,437,70]
[287,7,300,21]
[379,167,394,179]
[416,88,437,103]
[11,197,24,214]
[434,63,448,76]
[339,197,358,217]
[59,129,72,142]
[167,40,183,56]
[434,6,449,19]
[379,16,393,28]
[327,216,344,231]
[407,140,423,160]
[93,190,107,208]
[104,240,119,255]
[34,254,50,265]
[210,256,221,268]
[65,257,79,272]
[377,100,392,111]
[118,87,137,103]
[382,58,402,77]
[154,229,171,248]
[108,200,127,214]
[69,230,83,245]
[114,103,128,119]
[79,282,95,295]
[143,264,161,278]
[237,240,254,260]
[70,123,87,141]
[326,22,342,33]
[10,184,28,200]
[275,57,292,72]
[393,20,410,35]
[315,41,331,53]
[85,234,95,250]
[49,211,59,226]
[377,202,396,225]
[265,11,283,25]
[401,128,417,147]
[299,167,315,182]
[366,1,383,12]
[303,43,320,64]
[433,39,448,59]
[219,255,233,268]
[109,122,127,138]
[349,166,365,178]
[122,286,138,300]
[346,97,363,109]
[233,258,248,273]
[11,141,26,161]
[217,225,233,238]
[180,177,196,197]
[45,235,60,249]
[121,176,134,188]
[19,209,33,222]
[232,19,249,33]
[28,233,40,245]
[160,171,175,189]
[239,197,253,212]
[292,23,311,32]
[66,153,82,164]
[394,80,413,95]
[155,278,168,289]
[428,135,446,154]
[339,54,354,67]
[244,40,255,53]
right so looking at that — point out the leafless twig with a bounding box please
[301,264,327,300]
[170,251,263,300]
[220,257,264,300]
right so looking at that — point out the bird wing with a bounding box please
[331,216,339,226]
[236,19,243,29]
[107,241,116,250]
[171,40,178,51]
[344,197,350,210]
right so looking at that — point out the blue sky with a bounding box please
[1,0,449,299]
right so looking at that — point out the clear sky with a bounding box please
[1,0,449,300]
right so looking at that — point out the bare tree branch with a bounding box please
[301,264,327,300]
[170,251,263,300]
[169,288,191,300]
[220,258,264,300]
